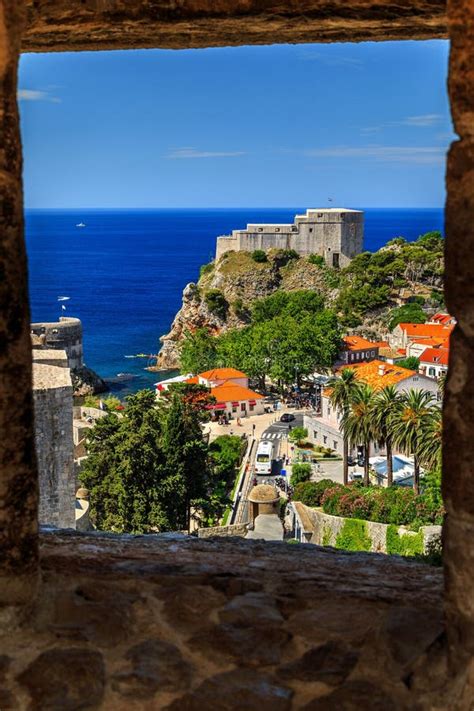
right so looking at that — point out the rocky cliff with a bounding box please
[155,242,444,370]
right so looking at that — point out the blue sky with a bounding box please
[19,40,453,208]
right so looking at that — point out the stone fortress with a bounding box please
[31,316,84,370]
[215,207,364,268]
[30,317,97,530]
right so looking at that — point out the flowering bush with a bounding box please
[319,482,444,527]
[293,479,335,507]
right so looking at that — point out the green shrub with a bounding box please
[293,479,334,507]
[396,356,420,371]
[199,262,214,278]
[287,538,300,545]
[289,426,308,446]
[308,254,325,267]
[83,395,99,408]
[322,525,332,546]
[386,525,424,557]
[274,248,300,265]
[205,289,228,320]
[233,297,248,319]
[388,303,426,330]
[252,249,268,263]
[291,462,312,485]
[335,519,371,552]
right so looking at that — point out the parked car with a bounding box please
[280,413,296,423]
[349,471,364,482]
[347,455,357,467]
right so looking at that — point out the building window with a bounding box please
[313,431,318,439]
[275,228,280,232]
[292,227,297,232]
[429,367,436,376]
[241,403,246,411]
[258,228,263,232]
[323,435,327,444]
[249,403,255,412]
[317,213,323,218]
[332,252,340,268]
[309,228,313,233]
[333,441,338,450]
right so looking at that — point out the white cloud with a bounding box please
[360,114,445,134]
[304,145,446,165]
[400,114,443,127]
[17,88,61,103]
[166,147,246,159]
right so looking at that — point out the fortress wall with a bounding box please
[31,317,84,370]
[216,235,238,261]
[33,365,75,529]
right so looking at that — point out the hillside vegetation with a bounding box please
[156,232,444,370]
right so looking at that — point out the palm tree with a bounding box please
[327,369,359,485]
[341,383,376,487]
[372,385,402,487]
[392,389,434,495]
[418,404,442,471]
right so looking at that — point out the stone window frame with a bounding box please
[1,0,473,693]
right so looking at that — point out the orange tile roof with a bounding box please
[429,313,455,325]
[184,376,199,384]
[342,335,380,351]
[411,337,448,348]
[211,382,264,403]
[371,340,389,349]
[339,359,416,391]
[420,348,449,366]
[199,367,247,380]
[397,323,453,339]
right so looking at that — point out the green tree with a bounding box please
[418,404,442,472]
[180,328,217,374]
[327,368,359,485]
[291,462,312,485]
[388,303,427,330]
[205,289,228,319]
[289,427,308,447]
[80,390,165,533]
[160,390,212,531]
[341,383,377,487]
[396,356,420,371]
[372,385,402,487]
[392,389,434,495]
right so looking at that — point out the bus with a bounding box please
[255,440,274,476]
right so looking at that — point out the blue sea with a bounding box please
[25,207,444,395]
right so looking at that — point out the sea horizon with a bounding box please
[25,206,444,396]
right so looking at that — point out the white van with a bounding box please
[255,440,274,476]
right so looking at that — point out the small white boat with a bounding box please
[76,222,86,228]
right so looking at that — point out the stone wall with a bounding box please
[31,317,84,370]
[33,364,75,529]
[22,0,448,52]
[292,502,442,555]
[198,522,249,538]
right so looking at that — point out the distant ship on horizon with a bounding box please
[76,222,86,228]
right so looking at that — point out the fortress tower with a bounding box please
[215,208,364,268]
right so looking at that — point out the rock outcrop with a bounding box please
[71,366,108,397]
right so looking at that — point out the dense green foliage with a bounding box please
[199,262,214,278]
[396,356,420,371]
[334,232,443,327]
[251,249,268,263]
[205,289,229,320]
[80,388,238,534]
[180,289,341,387]
[308,254,325,267]
[292,479,335,507]
[335,519,371,552]
[388,303,427,330]
[180,328,218,374]
[313,481,444,526]
[386,525,424,556]
[289,426,308,446]
[290,462,312,486]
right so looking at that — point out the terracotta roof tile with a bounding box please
[339,359,416,391]
[211,382,263,403]
[342,335,380,351]
[199,367,247,380]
